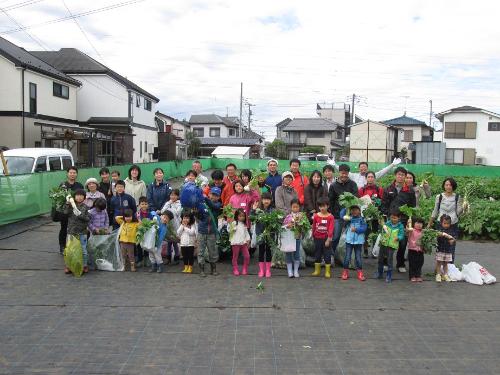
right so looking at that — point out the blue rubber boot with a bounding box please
[386,270,392,283]
[375,264,384,279]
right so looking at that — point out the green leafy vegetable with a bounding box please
[49,186,72,211]
[248,170,268,189]
[221,204,235,220]
[135,218,159,245]
[288,212,311,238]
[362,204,382,226]
[418,228,440,254]
[64,235,83,277]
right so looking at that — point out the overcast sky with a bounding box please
[2,0,500,139]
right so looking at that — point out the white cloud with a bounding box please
[2,0,500,138]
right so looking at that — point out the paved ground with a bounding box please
[0,217,499,375]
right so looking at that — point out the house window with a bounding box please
[336,130,343,140]
[193,127,204,137]
[488,122,500,131]
[29,82,37,114]
[229,128,235,137]
[144,99,152,111]
[404,130,413,142]
[445,149,464,164]
[306,131,324,138]
[209,127,220,137]
[53,82,69,99]
[136,95,141,108]
[444,122,477,139]
[62,156,72,170]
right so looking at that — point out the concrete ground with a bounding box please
[0,215,499,375]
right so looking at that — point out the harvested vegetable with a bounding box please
[248,170,268,189]
[417,228,441,254]
[135,218,159,245]
[463,180,481,213]
[339,192,362,220]
[64,235,84,277]
[288,212,311,238]
[221,204,235,220]
[48,186,71,211]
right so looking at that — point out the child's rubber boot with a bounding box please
[357,269,366,281]
[130,262,136,272]
[199,264,206,277]
[294,261,300,278]
[182,265,188,273]
[324,264,331,279]
[233,265,240,276]
[341,269,349,280]
[157,263,164,273]
[210,263,219,276]
[242,262,248,276]
[375,264,384,279]
[386,270,392,283]
[312,263,321,276]
[187,265,193,273]
[265,262,271,278]
[258,262,265,278]
[149,263,157,273]
[286,263,294,278]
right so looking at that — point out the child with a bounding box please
[229,180,258,228]
[148,211,173,273]
[161,189,182,229]
[251,192,274,278]
[340,204,368,281]
[435,215,456,283]
[311,197,334,278]
[177,211,197,273]
[136,196,152,221]
[197,187,222,277]
[136,196,154,268]
[111,170,121,196]
[376,209,405,283]
[229,209,251,276]
[64,189,90,274]
[407,217,425,282]
[88,198,109,235]
[110,180,137,229]
[115,209,140,272]
[283,198,306,278]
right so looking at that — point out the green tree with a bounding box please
[265,139,287,159]
[300,145,324,154]
[186,131,201,158]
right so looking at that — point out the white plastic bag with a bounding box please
[95,259,115,271]
[280,229,296,252]
[462,262,484,285]
[447,264,463,282]
[372,234,381,258]
[250,223,257,248]
[140,226,157,250]
[479,265,496,284]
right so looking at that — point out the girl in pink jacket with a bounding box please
[229,180,259,228]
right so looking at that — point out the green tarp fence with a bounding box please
[1,158,500,226]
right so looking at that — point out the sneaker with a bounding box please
[383,265,388,272]
[398,267,406,273]
[435,274,442,283]
[443,274,451,282]
[417,277,423,282]
[410,277,417,282]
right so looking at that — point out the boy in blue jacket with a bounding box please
[110,180,137,229]
[197,187,222,277]
[340,204,368,281]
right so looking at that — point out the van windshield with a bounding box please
[1,156,34,175]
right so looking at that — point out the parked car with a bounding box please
[0,148,74,175]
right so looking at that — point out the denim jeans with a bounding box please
[343,243,363,270]
[331,218,344,257]
[285,239,301,263]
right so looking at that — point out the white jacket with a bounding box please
[177,224,197,247]
[124,178,147,204]
[161,200,182,229]
[229,222,250,246]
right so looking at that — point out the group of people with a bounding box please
[56,157,464,283]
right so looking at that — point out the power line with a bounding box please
[0,0,145,35]
[3,0,45,11]
[0,4,49,50]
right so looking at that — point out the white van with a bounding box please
[0,148,74,175]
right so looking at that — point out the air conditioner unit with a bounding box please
[475,156,485,165]
[147,144,155,153]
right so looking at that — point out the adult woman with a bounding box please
[304,170,327,219]
[83,178,106,209]
[125,164,147,205]
[428,177,464,263]
[147,168,172,214]
[405,171,431,207]
[274,171,298,214]
[58,166,84,254]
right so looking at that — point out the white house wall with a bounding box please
[0,56,21,111]
[441,111,500,166]
[130,92,156,127]
[132,126,158,163]
[191,124,231,138]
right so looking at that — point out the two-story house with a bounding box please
[189,114,264,158]
[0,36,81,150]
[278,117,345,159]
[31,48,160,163]
[155,112,190,159]
[435,106,500,166]
[383,114,434,162]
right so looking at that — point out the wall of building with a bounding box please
[441,111,500,166]
[0,116,22,148]
[191,123,235,138]
[0,57,22,111]
[132,126,158,163]
[349,121,395,163]
[130,91,156,127]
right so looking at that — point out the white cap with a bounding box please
[85,177,98,187]
[267,159,278,166]
[282,171,293,179]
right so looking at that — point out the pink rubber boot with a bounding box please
[265,262,272,278]
[258,262,265,278]
[233,265,240,276]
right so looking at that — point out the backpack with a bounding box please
[437,193,459,213]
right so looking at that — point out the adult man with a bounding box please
[322,164,335,192]
[381,166,416,273]
[328,157,402,188]
[58,166,84,254]
[289,158,309,206]
[221,163,239,206]
[264,159,282,199]
[191,160,209,188]
[274,171,298,214]
[328,164,359,259]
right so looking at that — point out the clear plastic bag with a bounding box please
[140,226,157,250]
[280,229,296,252]
[87,230,124,272]
[372,234,381,258]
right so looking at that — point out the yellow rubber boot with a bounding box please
[312,263,321,276]
[324,264,331,279]
[182,265,188,273]
[187,265,193,273]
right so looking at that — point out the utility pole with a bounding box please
[350,93,355,125]
[239,82,243,137]
[429,99,433,129]
[247,102,255,131]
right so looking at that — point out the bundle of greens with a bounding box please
[64,235,83,277]
[368,232,380,247]
[417,228,441,254]
[289,212,311,238]
[49,186,71,211]
[248,170,268,189]
[216,226,231,253]
[135,218,159,245]
[250,209,286,252]
[221,204,235,220]
[463,180,481,213]
[362,203,382,227]
[338,192,362,220]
